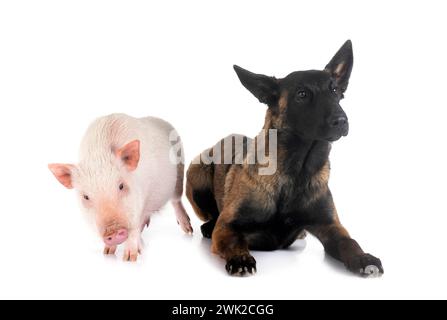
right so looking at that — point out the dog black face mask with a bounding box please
[234,40,353,142]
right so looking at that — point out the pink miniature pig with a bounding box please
[49,114,193,261]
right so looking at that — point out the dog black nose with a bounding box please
[330,116,348,128]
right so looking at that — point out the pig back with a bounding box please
[134,116,182,210]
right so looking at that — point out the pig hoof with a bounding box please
[177,219,194,235]
[173,201,194,235]
[103,246,117,255]
[123,249,139,262]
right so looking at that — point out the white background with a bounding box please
[0,0,446,300]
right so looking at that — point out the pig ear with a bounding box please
[116,140,140,171]
[48,164,77,189]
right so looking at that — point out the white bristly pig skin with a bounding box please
[49,113,193,261]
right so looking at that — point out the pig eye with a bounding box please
[83,195,90,201]
[119,183,125,191]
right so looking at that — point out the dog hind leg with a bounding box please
[186,158,220,237]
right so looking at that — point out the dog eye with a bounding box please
[296,90,307,99]
[83,195,90,201]
[119,183,125,191]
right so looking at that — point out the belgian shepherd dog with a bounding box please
[186,41,383,277]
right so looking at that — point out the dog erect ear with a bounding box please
[233,65,279,106]
[325,40,353,93]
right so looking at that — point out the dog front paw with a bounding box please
[346,253,384,277]
[225,254,257,277]
[201,220,216,239]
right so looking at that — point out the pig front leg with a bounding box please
[172,200,193,235]
[103,245,117,255]
[172,163,193,234]
[123,230,143,262]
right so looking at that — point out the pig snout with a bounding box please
[103,227,128,246]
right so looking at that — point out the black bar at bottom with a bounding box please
[166,301,278,319]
